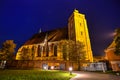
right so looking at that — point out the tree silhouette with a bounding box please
[59,40,85,70]
[0,40,16,60]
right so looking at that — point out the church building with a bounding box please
[16,9,93,70]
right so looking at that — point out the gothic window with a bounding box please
[43,46,45,57]
[54,45,57,56]
[37,45,41,57]
[46,45,49,57]
[50,44,54,53]
[31,46,35,57]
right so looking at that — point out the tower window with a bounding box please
[80,23,81,26]
[81,31,83,35]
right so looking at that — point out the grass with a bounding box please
[0,70,75,80]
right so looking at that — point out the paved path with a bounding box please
[70,71,120,80]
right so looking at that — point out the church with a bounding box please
[16,9,93,70]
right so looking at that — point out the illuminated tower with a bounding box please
[68,9,93,62]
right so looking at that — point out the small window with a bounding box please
[81,31,83,35]
[80,23,81,26]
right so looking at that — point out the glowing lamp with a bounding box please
[69,67,73,75]
[44,66,47,70]
[51,66,54,70]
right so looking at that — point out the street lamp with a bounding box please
[69,67,73,75]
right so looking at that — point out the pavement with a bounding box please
[70,71,120,80]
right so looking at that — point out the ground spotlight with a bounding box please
[51,66,54,70]
[69,67,73,75]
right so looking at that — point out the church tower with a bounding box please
[68,9,93,62]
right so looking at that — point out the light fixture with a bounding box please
[44,66,47,70]
[51,66,54,70]
[69,67,73,75]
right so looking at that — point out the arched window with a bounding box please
[46,45,49,57]
[43,46,45,57]
[37,45,41,57]
[31,46,35,60]
[54,45,57,56]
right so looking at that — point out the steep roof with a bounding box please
[107,41,116,49]
[24,27,68,45]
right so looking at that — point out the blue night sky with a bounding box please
[0,0,120,56]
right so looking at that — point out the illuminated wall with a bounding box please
[16,42,63,60]
[68,9,93,62]
[16,41,61,60]
[16,9,93,62]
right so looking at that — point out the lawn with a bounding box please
[0,70,75,80]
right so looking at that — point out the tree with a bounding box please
[0,40,16,60]
[59,40,85,70]
[59,40,68,60]
[114,28,120,55]
[0,49,3,60]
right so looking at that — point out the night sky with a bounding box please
[0,0,120,56]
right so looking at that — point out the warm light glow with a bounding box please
[68,9,93,62]
[15,10,93,71]
[51,66,54,70]
[69,67,72,71]
[44,66,47,70]
[108,32,116,37]
[113,32,116,36]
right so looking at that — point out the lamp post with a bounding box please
[69,67,73,75]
